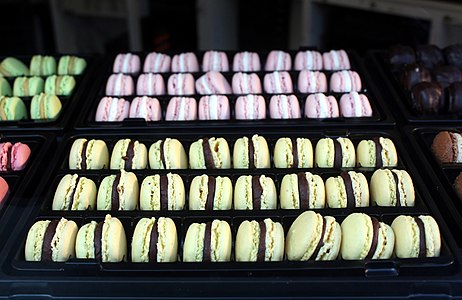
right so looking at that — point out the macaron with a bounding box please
[30,55,56,76]
[202,50,229,72]
[269,94,301,119]
[286,211,341,261]
[30,93,62,120]
[139,173,185,210]
[44,75,76,96]
[341,213,395,260]
[325,171,369,208]
[198,95,230,120]
[231,72,262,94]
[128,96,162,121]
[136,73,165,96]
[167,73,195,95]
[235,218,284,262]
[183,219,231,262]
[297,70,327,93]
[339,92,373,118]
[75,214,127,262]
[143,52,171,73]
[0,57,29,77]
[232,51,261,72]
[13,76,44,96]
[280,172,325,209]
[370,169,415,207]
[322,50,350,71]
[330,70,362,93]
[25,218,78,262]
[149,138,188,169]
[264,50,292,71]
[0,142,31,171]
[0,96,27,121]
[189,175,233,210]
[273,137,313,168]
[95,97,130,122]
[0,176,9,203]
[356,137,398,168]
[58,56,87,75]
[453,172,462,201]
[113,53,141,74]
[106,74,134,96]
[304,93,339,119]
[52,174,97,210]
[189,137,231,169]
[165,97,197,121]
[234,175,277,210]
[294,50,323,70]
[68,138,109,170]
[391,215,441,258]
[431,131,462,164]
[234,94,266,120]
[110,139,148,170]
[233,135,270,169]
[97,170,139,210]
[315,137,356,168]
[0,77,12,96]
[131,217,178,262]
[263,71,293,94]
[171,52,199,73]
[195,71,232,95]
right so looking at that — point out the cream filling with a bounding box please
[420,216,436,257]
[210,220,222,262]
[259,175,270,209]
[327,139,334,167]
[341,71,352,91]
[245,176,253,209]
[392,170,407,206]
[289,174,299,209]
[140,218,154,262]
[147,175,160,210]
[250,220,260,261]
[284,138,294,167]
[245,95,256,119]
[63,174,79,210]
[349,171,363,207]
[157,217,167,262]
[208,95,219,120]
[379,137,391,166]
[331,51,340,70]
[122,54,131,73]
[85,140,95,169]
[102,215,111,262]
[272,72,282,93]
[213,176,224,209]
[252,135,261,168]
[367,140,375,166]
[208,138,224,168]
[264,219,274,261]
[410,218,420,257]
[84,221,97,259]
[152,140,164,169]
[72,177,88,210]
[360,217,373,259]
[453,133,462,163]
[242,137,250,168]
[177,97,187,120]
[385,170,398,206]
[197,175,209,210]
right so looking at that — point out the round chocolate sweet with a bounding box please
[416,45,444,69]
[447,82,462,113]
[411,82,443,114]
[431,131,454,163]
[444,44,462,68]
[401,63,431,90]
[432,65,462,89]
[388,45,416,67]
[454,172,462,201]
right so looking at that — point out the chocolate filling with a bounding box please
[205,176,216,210]
[298,173,309,209]
[333,140,343,168]
[292,138,299,168]
[41,220,59,262]
[257,221,266,262]
[252,176,263,210]
[67,176,79,210]
[80,141,88,170]
[94,221,104,261]
[159,141,166,168]
[248,139,255,169]
[123,141,135,170]
[414,217,427,258]
[203,222,212,262]
[160,176,168,210]
[311,217,326,260]
[372,138,383,168]
[148,221,159,262]
[366,217,380,259]
[111,174,121,210]
[6,145,12,171]
[340,172,355,208]
[391,171,402,207]
[202,138,215,169]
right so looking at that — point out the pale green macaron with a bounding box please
[45,75,76,96]
[0,78,12,96]
[30,93,62,120]
[0,57,29,77]
[0,96,28,120]
[30,55,57,76]
[58,56,87,75]
[13,76,44,97]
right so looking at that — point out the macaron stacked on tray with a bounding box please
[0,55,95,131]
[74,49,395,130]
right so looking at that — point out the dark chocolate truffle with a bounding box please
[388,45,416,67]
[453,172,462,201]
[416,45,444,69]
[444,44,462,68]
[432,65,462,89]
[447,82,462,113]
[401,63,431,90]
[411,82,443,114]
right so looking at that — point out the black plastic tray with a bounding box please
[74,50,395,130]
[0,129,459,299]
[0,55,100,132]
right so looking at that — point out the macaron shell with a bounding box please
[71,176,97,210]
[431,131,455,163]
[273,138,295,168]
[195,71,232,95]
[75,221,97,259]
[253,135,271,168]
[148,138,188,169]
[0,96,27,120]
[325,176,347,208]
[286,211,323,261]
[315,216,341,260]
[233,175,253,209]
[235,220,259,261]
[53,219,78,262]
[0,57,29,77]
[183,223,206,262]
[0,176,9,202]
[167,172,185,210]
[188,139,206,169]
[85,139,110,169]
[391,215,420,258]
[110,139,147,170]
[263,71,293,94]
[314,138,334,168]
[419,215,441,257]
[297,138,314,168]
[370,169,396,206]
[95,97,130,122]
[340,213,373,260]
[102,215,127,262]
[25,220,49,261]
[330,70,362,93]
[128,96,162,121]
[10,142,31,170]
[210,220,232,262]
[131,217,156,262]
[117,170,139,210]
[0,78,12,96]
[30,93,62,120]
[298,70,327,93]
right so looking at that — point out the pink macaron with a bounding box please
[263,71,293,94]
[136,73,165,96]
[339,92,373,118]
[106,73,134,96]
[269,94,301,119]
[232,72,262,94]
[198,95,230,120]
[322,50,350,71]
[202,50,229,72]
[304,93,339,118]
[113,53,141,74]
[195,71,232,95]
[0,142,31,171]
[143,52,171,73]
[298,70,328,93]
[95,97,130,122]
[329,70,362,93]
[167,73,195,95]
[233,51,261,72]
[294,50,323,70]
[129,96,162,121]
[265,50,292,71]
[171,52,199,73]
[165,97,197,121]
[0,176,8,202]
[235,95,266,120]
